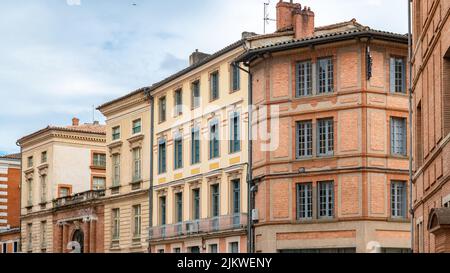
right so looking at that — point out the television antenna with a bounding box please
[263,1,276,34]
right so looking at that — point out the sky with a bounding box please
[0,0,408,155]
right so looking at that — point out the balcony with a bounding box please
[53,190,105,208]
[149,213,247,241]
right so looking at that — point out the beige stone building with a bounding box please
[237,1,412,253]
[97,88,151,253]
[17,118,106,253]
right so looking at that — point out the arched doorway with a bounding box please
[72,229,84,253]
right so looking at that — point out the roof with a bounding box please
[0,153,21,160]
[236,23,408,63]
[17,123,106,145]
[147,39,246,94]
[97,86,151,111]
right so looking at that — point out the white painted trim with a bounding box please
[0,206,7,210]
[0,199,7,203]
[0,220,7,224]
[0,177,7,182]
[0,213,7,217]
[225,236,241,253]
[0,191,7,196]
[0,184,7,189]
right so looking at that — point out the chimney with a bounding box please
[189,49,211,66]
[242,31,257,39]
[276,0,300,32]
[293,6,315,39]
[72,117,80,126]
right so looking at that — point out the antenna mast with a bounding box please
[263,1,275,34]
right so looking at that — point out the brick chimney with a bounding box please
[72,117,80,126]
[276,1,315,39]
[293,6,315,39]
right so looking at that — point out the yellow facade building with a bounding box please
[98,88,151,253]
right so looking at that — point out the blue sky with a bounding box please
[0,0,408,154]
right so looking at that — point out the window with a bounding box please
[210,71,219,101]
[211,184,220,218]
[317,57,334,94]
[296,121,313,158]
[13,241,18,253]
[112,126,120,141]
[158,140,167,174]
[41,151,47,164]
[209,121,220,159]
[40,221,47,249]
[193,189,200,220]
[159,96,167,123]
[229,242,239,253]
[132,148,142,182]
[93,177,106,190]
[174,135,183,170]
[296,60,312,97]
[175,192,183,224]
[229,113,241,154]
[160,196,167,226]
[27,223,32,252]
[40,175,47,203]
[158,249,165,253]
[232,180,241,227]
[209,244,218,253]
[318,181,334,218]
[391,117,407,156]
[93,153,106,168]
[280,248,356,253]
[296,183,313,220]
[112,154,120,187]
[191,128,200,165]
[112,208,120,240]
[391,181,407,218]
[132,205,141,238]
[443,50,450,135]
[416,103,423,167]
[132,119,142,134]
[59,186,70,198]
[2,243,6,253]
[317,118,334,156]
[175,89,183,116]
[191,81,201,109]
[390,57,406,93]
[27,178,33,206]
[174,248,181,253]
[232,64,240,91]
[189,246,201,253]
[27,156,33,168]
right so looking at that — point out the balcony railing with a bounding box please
[53,190,105,208]
[149,213,247,240]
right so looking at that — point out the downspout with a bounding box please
[233,60,254,254]
[148,93,155,253]
[407,0,414,253]
[15,140,22,252]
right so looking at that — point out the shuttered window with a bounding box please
[191,128,201,165]
[158,140,167,174]
[210,71,219,101]
[230,112,241,154]
[209,120,220,159]
[232,65,240,91]
[174,135,183,169]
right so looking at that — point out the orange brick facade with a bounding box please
[412,0,450,253]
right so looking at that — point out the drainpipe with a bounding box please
[148,93,155,253]
[407,0,414,253]
[233,61,254,253]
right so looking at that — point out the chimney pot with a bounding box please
[72,117,80,126]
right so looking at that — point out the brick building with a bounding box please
[237,0,412,253]
[0,154,21,253]
[411,0,450,253]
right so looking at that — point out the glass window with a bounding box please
[93,153,106,168]
[132,119,142,134]
[296,183,313,220]
[112,154,120,187]
[390,57,406,93]
[160,196,167,226]
[175,192,183,223]
[209,121,220,159]
[40,175,47,203]
[230,113,241,154]
[159,96,167,123]
[232,64,240,91]
[391,181,407,218]
[193,189,200,220]
[211,184,220,217]
[229,242,239,253]
[112,208,120,240]
[209,244,218,253]
[93,177,106,190]
[133,205,141,238]
[174,136,183,170]
[27,178,33,206]
[210,71,219,101]
[59,187,70,198]
[175,89,183,116]
[41,151,47,164]
[296,60,312,97]
[191,128,201,165]
[318,181,334,218]
[391,117,407,156]
[317,118,334,156]
[27,156,33,168]
[192,81,201,109]
[158,140,167,174]
[112,126,120,141]
[317,57,334,94]
[132,148,142,182]
[296,121,313,158]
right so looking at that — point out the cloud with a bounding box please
[159,53,187,72]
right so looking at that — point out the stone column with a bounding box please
[89,221,96,253]
[83,220,90,253]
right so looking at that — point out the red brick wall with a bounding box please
[7,168,20,228]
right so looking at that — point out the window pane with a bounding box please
[391,117,407,156]
[318,58,334,94]
[296,121,313,158]
[296,61,312,97]
[317,119,334,156]
[297,183,313,219]
[318,181,334,218]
